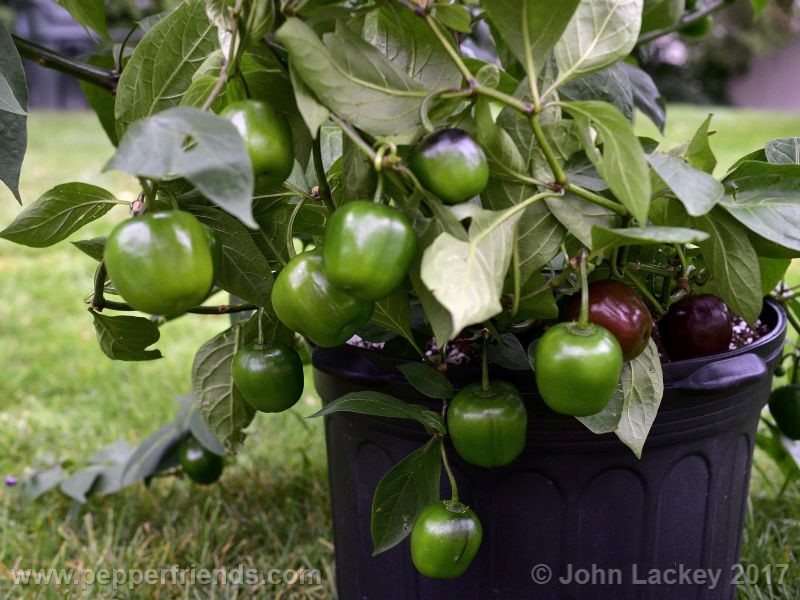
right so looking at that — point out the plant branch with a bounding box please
[12,35,118,91]
[423,14,474,83]
[97,299,258,315]
[566,184,628,216]
[331,114,377,161]
[637,0,731,45]
[474,84,533,115]
[530,115,567,185]
[624,270,667,316]
[439,437,459,504]
[312,136,335,213]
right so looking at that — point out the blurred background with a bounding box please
[0,1,798,597]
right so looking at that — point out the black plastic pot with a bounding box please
[313,300,786,600]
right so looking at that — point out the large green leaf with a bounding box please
[620,62,665,132]
[560,64,634,122]
[590,224,709,256]
[187,205,273,306]
[545,193,617,248]
[420,207,523,338]
[370,438,441,555]
[720,161,800,252]
[0,183,119,248]
[276,18,427,143]
[364,7,463,89]
[57,0,109,37]
[309,391,445,435]
[91,311,163,361]
[553,0,643,90]
[483,179,565,282]
[482,0,581,81]
[397,364,454,400]
[192,327,255,450]
[647,151,723,217]
[107,107,255,228]
[0,22,28,203]
[614,340,663,458]
[765,138,800,165]
[115,0,217,133]
[563,100,651,224]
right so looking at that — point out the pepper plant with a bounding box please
[1,0,799,578]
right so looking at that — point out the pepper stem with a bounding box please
[439,436,459,504]
[257,307,265,347]
[578,249,590,329]
[481,330,490,394]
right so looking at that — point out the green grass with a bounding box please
[0,107,798,598]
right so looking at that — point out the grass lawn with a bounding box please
[0,107,798,598]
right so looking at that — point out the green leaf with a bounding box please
[516,272,559,321]
[759,257,791,295]
[188,405,226,456]
[289,66,330,138]
[0,183,118,248]
[613,340,664,458]
[553,0,643,88]
[309,391,445,435]
[420,207,523,338]
[91,311,163,361]
[59,468,102,504]
[435,4,473,33]
[372,288,416,344]
[79,53,119,146]
[560,64,634,122]
[683,115,717,174]
[115,0,217,134]
[364,7,463,89]
[545,192,617,249]
[590,225,709,256]
[472,98,528,181]
[750,0,770,18]
[276,18,427,144]
[371,437,441,555]
[693,209,763,325]
[192,327,255,450]
[108,107,255,228]
[72,236,107,262]
[482,0,581,81]
[563,100,651,224]
[187,205,273,306]
[397,364,454,400]
[483,179,565,281]
[121,422,182,485]
[488,333,530,371]
[0,22,28,203]
[765,138,800,165]
[720,161,800,252]
[647,152,724,217]
[57,0,109,37]
[620,63,665,133]
[0,70,26,115]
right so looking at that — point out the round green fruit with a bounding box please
[220,99,294,189]
[232,341,304,413]
[769,385,800,440]
[534,322,623,417]
[271,249,374,347]
[447,381,527,468]
[104,211,214,316]
[323,201,417,300]
[409,129,489,205]
[179,437,224,485]
[410,501,483,579]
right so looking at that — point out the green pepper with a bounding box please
[271,249,374,347]
[769,385,800,440]
[534,322,623,417]
[446,380,527,468]
[104,211,215,316]
[220,99,294,189]
[409,129,489,205]
[323,201,416,301]
[410,500,483,579]
[232,341,305,413]
[178,437,224,485]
